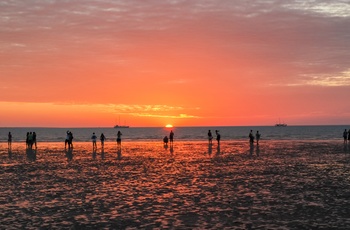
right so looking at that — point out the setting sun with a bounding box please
[165,124,173,128]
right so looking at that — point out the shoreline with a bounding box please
[1,138,346,144]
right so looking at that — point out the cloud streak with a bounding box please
[1,0,350,125]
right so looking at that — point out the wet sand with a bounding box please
[1,140,350,229]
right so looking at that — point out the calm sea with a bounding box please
[0,126,348,142]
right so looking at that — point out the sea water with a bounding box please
[0,125,348,142]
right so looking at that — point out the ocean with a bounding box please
[1,125,348,142]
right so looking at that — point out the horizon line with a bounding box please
[1,124,350,129]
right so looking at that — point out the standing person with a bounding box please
[33,132,37,149]
[116,131,122,146]
[91,132,97,149]
[256,131,261,145]
[249,130,254,144]
[8,132,12,149]
[26,132,30,148]
[215,130,221,145]
[343,129,348,144]
[65,131,70,149]
[100,133,106,148]
[208,130,213,144]
[169,130,174,145]
[69,131,74,149]
[28,132,34,149]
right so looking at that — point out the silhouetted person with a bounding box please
[208,130,213,144]
[255,131,261,145]
[8,132,12,149]
[28,132,34,149]
[65,131,70,149]
[117,131,122,147]
[215,130,221,145]
[343,129,348,144]
[169,130,174,145]
[26,132,30,148]
[68,131,73,149]
[33,132,37,149]
[249,130,254,144]
[100,133,106,148]
[163,136,169,146]
[348,129,350,143]
[91,132,97,149]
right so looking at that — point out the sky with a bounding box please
[1,0,350,127]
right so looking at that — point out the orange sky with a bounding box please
[1,1,350,127]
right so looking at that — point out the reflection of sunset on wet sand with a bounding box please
[1,141,350,228]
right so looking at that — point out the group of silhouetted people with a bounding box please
[26,132,37,149]
[65,131,74,149]
[249,130,261,145]
[207,130,221,145]
[90,131,122,150]
[163,130,174,146]
[163,130,174,145]
[7,131,37,149]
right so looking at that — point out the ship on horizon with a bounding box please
[114,124,130,128]
[275,118,287,127]
[275,123,287,127]
[114,116,129,128]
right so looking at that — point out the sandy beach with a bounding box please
[1,140,350,229]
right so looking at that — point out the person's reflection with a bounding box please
[249,142,254,156]
[208,143,212,155]
[216,145,220,155]
[256,145,260,156]
[117,148,122,160]
[101,148,105,160]
[344,143,349,153]
[170,145,174,155]
[8,148,12,159]
[92,148,97,160]
[65,147,73,161]
[26,148,36,161]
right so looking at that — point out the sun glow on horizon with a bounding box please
[165,124,173,128]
